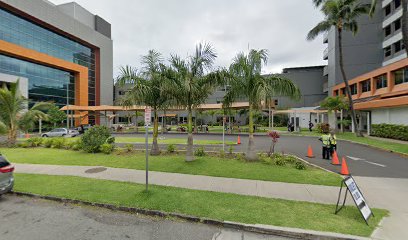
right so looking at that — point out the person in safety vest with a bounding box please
[319,130,331,160]
[330,131,337,156]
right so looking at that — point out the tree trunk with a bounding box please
[246,105,257,161]
[402,0,408,55]
[186,108,194,162]
[337,28,363,137]
[333,110,338,133]
[7,125,17,146]
[150,108,160,156]
[135,111,138,133]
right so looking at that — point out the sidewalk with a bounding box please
[14,163,408,240]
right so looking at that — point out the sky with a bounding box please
[49,0,326,76]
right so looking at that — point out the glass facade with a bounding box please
[0,55,75,107]
[0,7,96,107]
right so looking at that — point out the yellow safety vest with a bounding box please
[321,134,331,146]
[331,135,337,145]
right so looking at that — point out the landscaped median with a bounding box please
[13,173,388,237]
[0,148,342,186]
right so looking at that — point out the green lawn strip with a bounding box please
[14,173,387,237]
[1,148,341,186]
[115,137,236,145]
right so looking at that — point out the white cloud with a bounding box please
[50,0,326,75]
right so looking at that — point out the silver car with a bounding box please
[0,154,14,195]
[41,128,69,138]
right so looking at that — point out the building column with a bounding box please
[367,112,371,136]
[351,118,355,133]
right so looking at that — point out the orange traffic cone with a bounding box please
[331,150,340,165]
[237,136,241,145]
[340,157,350,175]
[306,145,315,158]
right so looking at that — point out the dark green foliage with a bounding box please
[316,123,330,134]
[167,144,176,153]
[105,136,115,144]
[295,161,307,170]
[372,124,408,141]
[124,144,134,152]
[194,147,206,157]
[100,143,115,154]
[51,138,66,149]
[27,137,43,147]
[47,105,66,127]
[275,158,286,166]
[81,126,111,153]
[43,138,53,148]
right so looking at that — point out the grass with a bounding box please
[282,131,408,155]
[115,137,236,145]
[1,148,342,186]
[14,173,387,237]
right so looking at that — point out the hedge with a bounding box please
[371,124,408,141]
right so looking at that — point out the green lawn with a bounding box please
[1,148,342,186]
[115,137,236,145]
[281,131,408,155]
[14,174,387,237]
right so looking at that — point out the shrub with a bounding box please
[100,143,115,154]
[167,144,176,153]
[43,138,54,148]
[124,144,134,152]
[228,146,234,155]
[284,155,297,164]
[81,126,111,153]
[316,123,330,134]
[295,161,307,170]
[17,141,30,148]
[275,158,286,166]
[372,124,408,141]
[219,149,225,158]
[72,143,82,151]
[52,138,66,149]
[27,137,43,147]
[105,136,115,144]
[194,147,206,156]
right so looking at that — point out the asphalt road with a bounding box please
[0,195,292,240]
[115,133,408,179]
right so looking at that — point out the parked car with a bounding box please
[41,128,69,137]
[0,154,14,196]
[68,129,80,137]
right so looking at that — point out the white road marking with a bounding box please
[347,156,364,161]
[364,161,387,168]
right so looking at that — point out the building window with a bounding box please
[118,117,131,123]
[385,4,392,16]
[384,46,392,57]
[341,88,346,95]
[118,91,127,96]
[394,0,401,9]
[394,18,401,31]
[385,25,392,37]
[376,74,388,89]
[334,90,339,96]
[394,67,408,85]
[394,40,402,53]
[350,84,357,95]
[361,80,371,93]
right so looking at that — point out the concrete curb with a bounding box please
[11,191,366,240]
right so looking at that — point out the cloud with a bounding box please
[50,0,326,75]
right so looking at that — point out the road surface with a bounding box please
[0,195,293,240]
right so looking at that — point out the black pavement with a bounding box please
[114,133,408,179]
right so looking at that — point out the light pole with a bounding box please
[66,82,69,129]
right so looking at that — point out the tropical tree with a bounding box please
[313,0,408,56]
[117,50,171,155]
[0,81,51,145]
[48,104,67,127]
[320,96,349,132]
[223,49,300,161]
[307,0,372,137]
[165,43,225,161]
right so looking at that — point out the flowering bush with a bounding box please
[267,131,280,156]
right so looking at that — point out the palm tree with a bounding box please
[320,96,349,132]
[313,0,408,56]
[165,43,225,161]
[307,0,371,137]
[117,51,171,155]
[0,81,51,145]
[223,49,300,161]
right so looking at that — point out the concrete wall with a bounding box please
[371,107,408,125]
[327,0,384,92]
[1,0,114,107]
[0,72,28,98]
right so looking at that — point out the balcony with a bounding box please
[323,47,328,60]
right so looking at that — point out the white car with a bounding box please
[41,128,78,137]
